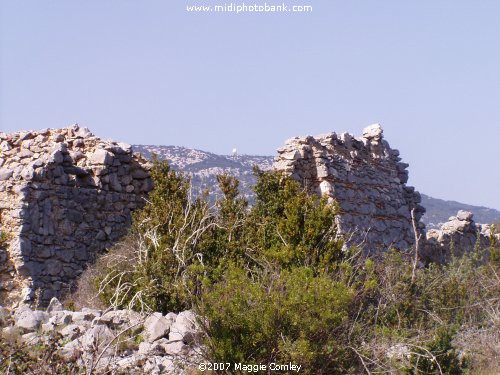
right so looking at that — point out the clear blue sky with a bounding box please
[1,1,499,209]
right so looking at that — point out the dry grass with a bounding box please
[64,236,138,311]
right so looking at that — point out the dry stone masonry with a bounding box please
[273,124,498,260]
[423,210,496,263]
[0,125,152,307]
[274,124,426,253]
[0,300,202,374]
[0,124,496,310]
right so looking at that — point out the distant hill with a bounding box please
[420,194,500,227]
[133,145,500,226]
[133,145,272,202]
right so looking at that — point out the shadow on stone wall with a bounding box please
[0,126,152,307]
[14,158,150,306]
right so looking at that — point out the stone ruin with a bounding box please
[0,124,497,308]
[0,125,152,307]
[273,124,497,259]
[424,210,495,263]
[274,124,426,253]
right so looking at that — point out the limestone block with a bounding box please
[362,123,383,140]
[49,310,73,326]
[60,323,84,340]
[144,312,174,343]
[89,149,114,165]
[457,210,473,221]
[80,324,114,350]
[46,297,63,313]
[164,340,188,356]
[169,310,200,344]
[0,168,13,181]
[14,307,49,331]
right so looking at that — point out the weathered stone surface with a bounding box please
[13,307,49,331]
[0,125,153,307]
[94,309,143,329]
[80,324,115,349]
[49,310,73,326]
[164,340,188,355]
[423,211,495,263]
[273,124,426,253]
[456,210,474,222]
[2,325,18,336]
[73,308,101,323]
[386,343,410,360]
[89,149,114,165]
[0,168,13,181]
[139,340,167,355]
[3,306,202,374]
[169,310,200,344]
[73,309,100,323]
[41,321,56,333]
[46,297,64,313]
[60,323,84,340]
[144,312,174,342]
[362,123,383,140]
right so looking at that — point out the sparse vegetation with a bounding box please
[0,331,82,374]
[0,230,10,247]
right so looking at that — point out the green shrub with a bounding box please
[349,250,498,374]
[93,159,218,313]
[86,162,498,374]
[407,326,463,375]
[199,265,353,373]
[489,224,500,263]
[93,164,344,313]
[245,167,343,271]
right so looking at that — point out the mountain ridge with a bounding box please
[133,144,500,227]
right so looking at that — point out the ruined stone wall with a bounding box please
[0,125,152,306]
[273,124,426,253]
[423,210,496,263]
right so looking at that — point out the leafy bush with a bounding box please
[199,265,354,373]
[90,160,218,313]
[92,162,343,313]
[244,167,343,271]
[489,224,500,262]
[84,161,499,374]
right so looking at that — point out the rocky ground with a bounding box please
[0,298,203,374]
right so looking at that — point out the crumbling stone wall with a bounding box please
[423,210,496,263]
[273,124,426,253]
[0,125,152,306]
